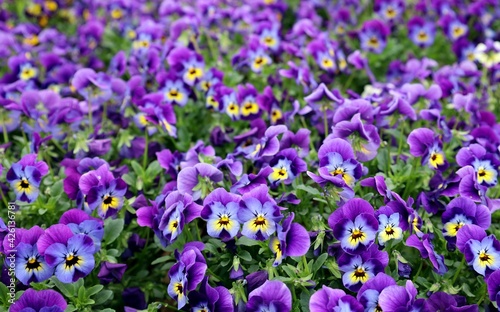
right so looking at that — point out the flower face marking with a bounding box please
[64,253,82,270]
[444,214,471,237]
[429,151,445,168]
[472,159,498,186]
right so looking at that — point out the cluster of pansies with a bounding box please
[0,0,500,311]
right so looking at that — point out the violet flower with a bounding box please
[359,19,390,54]
[59,209,104,250]
[328,198,379,255]
[177,163,223,201]
[310,286,363,312]
[246,280,291,312]
[268,148,307,186]
[201,188,241,240]
[487,270,500,308]
[97,261,127,284]
[167,47,205,86]
[10,288,67,312]
[188,277,234,312]
[406,234,448,275]
[270,212,310,266]
[378,280,427,312]
[14,226,53,285]
[456,225,500,276]
[407,17,435,48]
[238,185,283,241]
[407,128,448,170]
[6,153,49,203]
[357,273,397,312]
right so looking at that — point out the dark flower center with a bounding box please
[189,68,197,75]
[478,169,486,177]
[480,252,491,262]
[170,89,179,96]
[175,283,183,294]
[245,103,253,109]
[354,268,366,278]
[103,195,113,205]
[254,216,267,226]
[218,215,230,226]
[65,254,80,267]
[255,57,263,65]
[385,227,394,235]
[26,257,41,270]
[20,178,30,189]
[172,221,178,228]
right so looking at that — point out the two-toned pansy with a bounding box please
[237,83,260,120]
[198,68,223,93]
[201,188,241,240]
[376,212,403,246]
[188,277,234,312]
[315,138,363,188]
[257,86,283,125]
[256,21,281,52]
[440,15,468,41]
[309,286,363,312]
[378,280,427,312]
[6,153,49,203]
[375,0,404,23]
[442,197,491,250]
[487,270,500,308]
[407,127,448,170]
[37,224,96,283]
[359,19,390,54]
[59,209,104,251]
[246,280,292,312]
[338,245,388,292]
[214,85,239,120]
[328,198,379,254]
[456,225,500,276]
[238,185,283,241]
[307,38,337,72]
[357,273,397,312]
[11,226,53,285]
[268,148,307,186]
[456,143,500,188]
[157,71,190,107]
[167,244,207,309]
[10,289,67,312]
[177,163,223,201]
[167,47,205,86]
[79,164,127,219]
[407,16,435,48]
[269,213,310,266]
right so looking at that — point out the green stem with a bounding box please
[101,101,108,132]
[0,187,9,208]
[87,98,94,134]
[323,106,328,138]
[451,257,465,284]
[2,121,8,143]
[414,259,424,278]
[143,131,149,170]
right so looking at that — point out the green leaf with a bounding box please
[86,285,104,297]
[296,185,321,196]
[93,290,113,305]
[151,255,172,265]
[49,179,64,197]
[238,250,253,262]
[131,160,144,176]
[103,218,125,245]
[121,173,136,186]
[145,161,163,178]
[236,236,260,247]
[51,277,75,298]
[282,265,297,278]
[77,285,86,301]
[312,253,328,273]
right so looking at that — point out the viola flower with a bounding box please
[167,244,207,309]
[456,225,500,276]
[377,212,403,246]
[441,15,468,41]
[359,19,390,54]
[6,153,49,203]
[310,286,363,312]
[378,280,427,312]
[231,167,273,194]
[10,289,67,312]
[157,71,190,107]
[97,262,127,284]
[238,185,283,241]
[257,86,283,125]
[14,226,53,285]
[246,280,291,312]
[270,212,310,266]
[256,22,281,52]
[188,277,234,312]
[237,83,260,120]
[406,234,448,275]
[198,68,223,93]
[456,143,500,187]
[474,41,500,68]
[427,292,478,312]
[338,246,388,292]
[407,17,435,48]
[316,138,363,187]
[307,39,337,72]
[240,125,287,161]
[201,188,241,240]
[59,209,104,250]
[156,191,202,247]
[39,224,96,283]
[177,163,223,201]
[167,47,205,86]
[328,198,379,255]
[214,85,239,120]
[235,36,272,73]
[268,148,307,186]
[407,128,448,170]
[357,273,397,312]
[375,0,404,23]
[442,197,491,250]
[279,61,318,93]
[487,270,500,308]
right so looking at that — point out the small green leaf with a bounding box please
[121,173,136,186]
[151,255,172,265]
[296,185,321,196]
[51,277,75,298]
[86,285,104,297]
[238,250,253,262]
[312,253,328,273]
[103,218,125,245]
[131,160,144,176]
[94,290,113,305]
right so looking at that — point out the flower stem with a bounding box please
[143,131,149,170]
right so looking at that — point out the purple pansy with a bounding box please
[309,286,363,312]
[10,288,67,312]
[246,280,292,312]
[359,19,390,54]
[456,143,499,187]
[456,225,500,276]
[408,17,435,48]
[97,261,127,284]
[329,198,379,255]
[177,163,223,201]
[270,212,310,266]
[238,185,283,241]
[378,280,427,312]
[6,153,49,203]
[188,277,234,312]
[487,270,500,308]
[268,148,307,186]
[407,128,448,170]
[201,188,241,240]
[357,273,397,312]
[406,234,448,275]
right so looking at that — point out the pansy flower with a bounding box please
[167,47,205,86]
[246,280,292,312]
[256,22,281,52]
[406,234,448,274]
[357,273,397,312]
[407,127,448,170]
[6,153,49,203]
[177,163,223,201]
[408,17,435,48]
[237,83,260,120]
[456,225,500,276]
[378,280,427,312]
[238,185,283,241]
[456,143,500,188]
[38,224,96,283]
[10,289,67,312]
[487,270,500,308]
[268,148,307,186]
[59,209,104,251]
[440,15,468,41]
[157,71,190,107]
[12,226,53,285]
[307,39,337,72]
[442,197,490,250]
[328,198,379,255]
[188,277,234,312]
[270,212,310,266]
[376,213,403,246]
[359,19,390,54]
[309,286,363,312]
[338,245,388,292]
[201,188,241,240]
[375,0,404,23]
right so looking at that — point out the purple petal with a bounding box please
[285,223,310,257]
[456,224,487,253]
